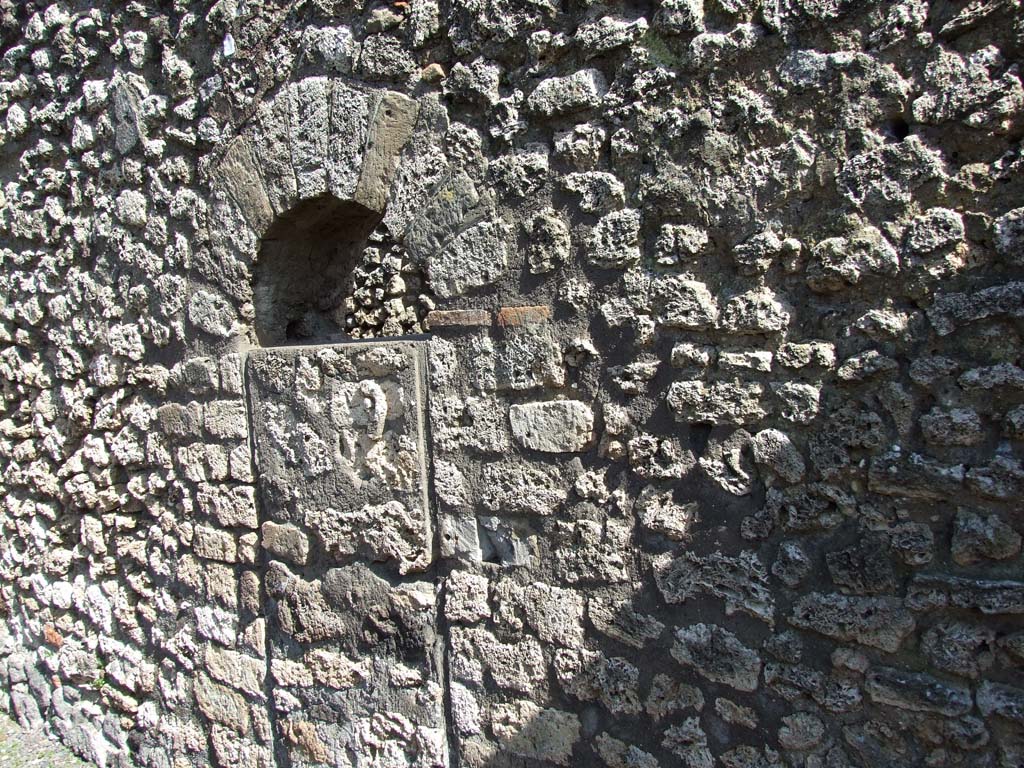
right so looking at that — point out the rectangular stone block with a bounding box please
[193,525,237,563]
[355,90,419,213]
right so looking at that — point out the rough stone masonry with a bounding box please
[0,1,1022,767]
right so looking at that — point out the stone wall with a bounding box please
[0,1,1022,767]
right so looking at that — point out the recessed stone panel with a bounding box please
[247,340,446,766]
[247,341,432,573]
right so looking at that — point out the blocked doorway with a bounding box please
[245,187,445,765]
[246,340,446,766]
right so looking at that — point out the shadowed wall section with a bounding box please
[254,196,382,345]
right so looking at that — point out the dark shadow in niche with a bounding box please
[254,194,382,346]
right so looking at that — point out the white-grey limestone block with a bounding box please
[527,69,607,116]
[585,208,641,269]
[427,219,510,298]
[509,400,595,453]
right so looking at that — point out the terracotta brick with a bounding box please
[497,305,552,327]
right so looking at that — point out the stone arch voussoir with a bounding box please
[201,77,424,346]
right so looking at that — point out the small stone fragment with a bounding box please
[261,521,311,565]
[490,701,581,765]
[527,69,607,116]
[427,220,510,298]
[951,510,1021,565]
[751,429,805,483]
[671,623,762,692]
[920,406,983,446]
[526,211,570,274]
[865,666,972,717]
[667,381,768,425]
[585,209,642,269]
[778,712,825,751]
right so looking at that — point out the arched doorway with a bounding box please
[253,195,382,345]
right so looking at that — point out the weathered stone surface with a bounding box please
[563,172,624,215]
[195,674,250,735]
[491,701,580,764]
[193,525,237,562]
[262,521,310,565]
[405,171,481,263]
[772,382,822,424]
[509,400,594,453]
[206,647,265,699]
[825,535,896,595]
[927,282,1024,335]
[772,541,812,587]
[959,363,1024,390]
[994,207,1024,265]
[588,596,665,649]
[778,712,824,751]
[520,582,586,647]
[868,452,964,500]
[977,681,1024,725]
[967,455,1024,501]
[668,381,768,424]
[951,510,1021,565]
[807,226,900,292]
[555,647,642,714]
[662,717,714,767]
[248,343,431,574]
[720,288,791,334]
[527,69,607,116]
[655,551,774,624]
[865,666,972,716]
[699,428,756,495]
[594,732,659,768]
[585,209,642,269]
[525,211,571,274]
[646,674,705,720]
[489,324,566,392]
[751,429,805,483]
[921,621,996,679]
[627,433,697,479]
[215,137,275,235]
[790,593,916,652]
[481,461,567,516]
[444,570,490,624]
[188,289,238,338]
[920,406,983,445]
[636,486,697,540]
[450,626,546,693]
[777,341,835,370]
[907,575,1024,614]
[652,277,720,329]
[445,59,499,104]
[427,219,511,298]
[672,624,761,692]
[307,498,431,573]
[197,484,258,529]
